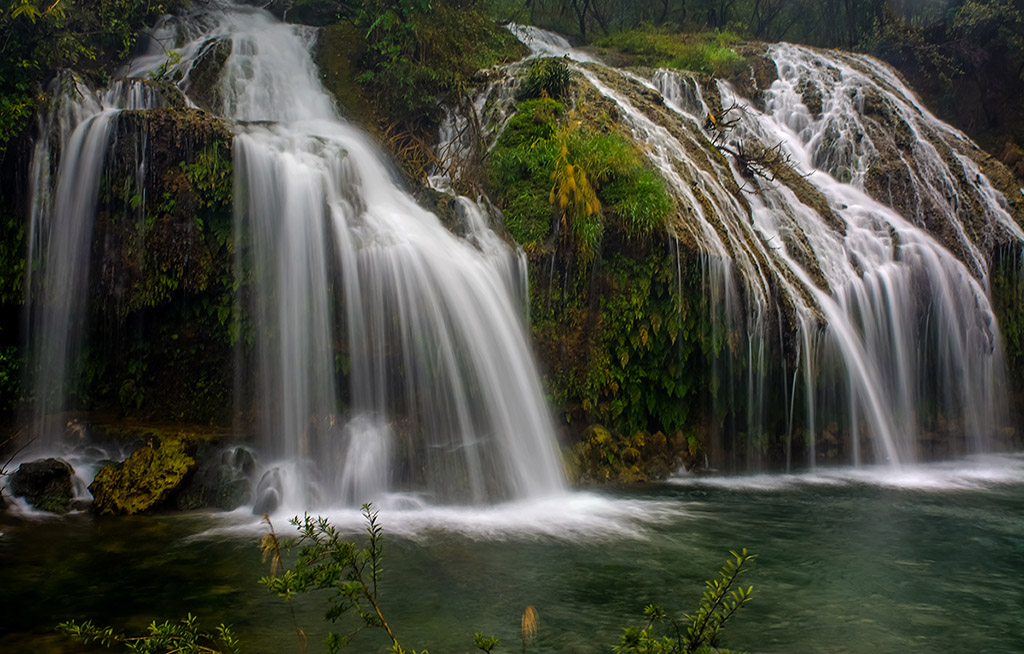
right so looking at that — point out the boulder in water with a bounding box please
[252,468,283,515]
[175,446,256,511]
[89,438,196,515]
[8,458,75,513]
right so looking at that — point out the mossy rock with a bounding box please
[89,437,197,515]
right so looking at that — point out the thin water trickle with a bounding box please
[26,75,165,451]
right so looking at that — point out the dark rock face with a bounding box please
[183,38,232,113]
[265,0,354,26]
[175,446,256,511]
[8,458,75,513]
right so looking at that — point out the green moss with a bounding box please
[37,494,71,514]
[88,437,197,515]
[486,96,673,259]
[486,99,563,249]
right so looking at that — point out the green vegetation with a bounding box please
[492,0,1024,178]
[58,614,241,653]
[486,93,672,260]
[576,252,692,434]
[991,248,1024,396]
[518,57,571,100]
[0,0,186,154]
[59,507,758,653]
[315,0,525,179]
[599,28,746,77]
[260,507,406,652]
[67,108,239,423]
[0,343,22,417]
[566,424,691,484]
[486,97,563,248]
[0,204,25,304]
[490,92,703,466]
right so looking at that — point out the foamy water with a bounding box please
[669,453,1024,491]
[189,490,692,543]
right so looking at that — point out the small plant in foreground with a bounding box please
[475,632,500,653]
[613,548,757,654]
[260,505,409,653]
[57,614,240,654]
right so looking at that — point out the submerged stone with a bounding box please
[89,438,197,515]
[8,458,75,513]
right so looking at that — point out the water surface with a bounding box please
[2,455,1022,653]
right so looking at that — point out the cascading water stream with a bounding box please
[719,43,1013,463]
[504,28,1020,467]
[20,1,567,510]
[140,2,565,508]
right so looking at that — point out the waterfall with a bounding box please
[22,4,1022,494]
[26,75,165,450]
[506,29,1021,467]
[137,2,564,507]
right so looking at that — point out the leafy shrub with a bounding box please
[260,508,403,652]
[518,56,571,100]
[583,251,690,434]
[58,614,241,654]
[614,549,757,654]
[0,0,187,151]
[354,0,524,132]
